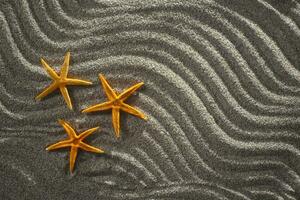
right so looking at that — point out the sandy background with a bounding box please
[1,0,300,199]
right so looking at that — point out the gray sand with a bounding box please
[1,0,300,199]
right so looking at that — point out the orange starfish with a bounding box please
[82,74,147,138]
[46,119,104,173]
[36,52,92,109]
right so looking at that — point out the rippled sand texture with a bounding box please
[1,0,300,199]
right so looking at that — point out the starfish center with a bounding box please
[57,78,67,84]
[112,99,121,106]
[72,138,81,145]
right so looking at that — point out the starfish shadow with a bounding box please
[120,113,147,143]
[37,87,59,101]
[118,93,147,142]
[69,84,94,111]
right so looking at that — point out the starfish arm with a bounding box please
[69,146,78,173]
[66,78,92,86]
[46,139,72,151]
[118,82,144,101]
[99,74,117,100]
[58,119,77,139]
[59,86,73,110]
[79,142,104,153]
[40,58,59,80]
[82,101,113,113]
[112,107,120,138]
[121,103,147,120]
[60,52,70,78]
[78,127,99,140]
[35,82,58,100]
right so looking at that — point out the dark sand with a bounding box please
[1,0,300,199]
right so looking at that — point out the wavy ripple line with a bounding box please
[1,0,300,199]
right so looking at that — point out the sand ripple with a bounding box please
[0,0,300,199]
